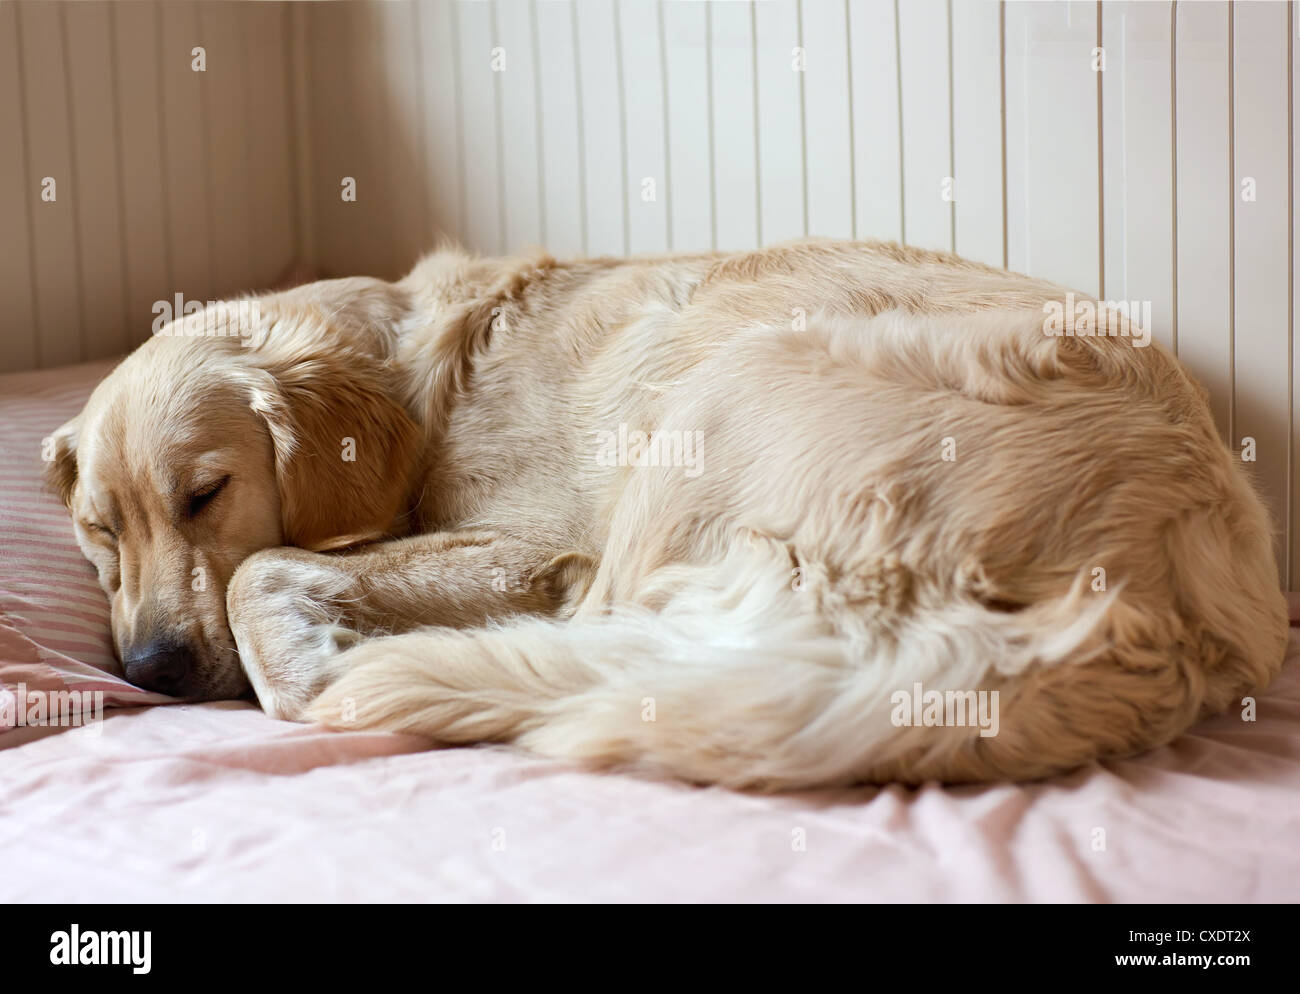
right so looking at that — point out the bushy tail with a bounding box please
[306,538,1149,790]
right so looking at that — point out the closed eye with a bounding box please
[187,475,230,518]
[85,521,116,540]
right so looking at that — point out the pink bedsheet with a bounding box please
[4,633,1300,902]
[3,359,1298,902]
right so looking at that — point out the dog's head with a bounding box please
[44,280,421,699]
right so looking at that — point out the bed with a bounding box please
[4,359,1300,902]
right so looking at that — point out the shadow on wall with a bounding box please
[6,1,301,366]
[5,0,1295,590]
[305,1,456,283]
[2,0,453,375]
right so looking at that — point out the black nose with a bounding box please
[123,640,196,696]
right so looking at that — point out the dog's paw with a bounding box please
[227,550,361,721]
[303,632,474,737]
[302,642,387,730]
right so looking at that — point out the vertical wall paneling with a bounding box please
[1101,1,1174,351]
[575,0,627,256]
[345,0,400,275]
[497,0,544,251]
[619,0,670,254]
[242,1,297,287]
[897,0,953,251]
[0,0,37,371]
[1293,0,1300,589]
[111,1,171,345]
[1233,0,1290,584]
[64,1,129,359]
[847,0,902,245]
[161,0,214,307]
[534,0,585,256]
[289,1,316,270]
[662,0,713,251]
[343,0,388,274]
[456,0,504,257]
[18,0,83,367]
[415,0,465,252]
[800,0,854,240]
[306,1,361,276]
[1005,0,1101,296]
[200,1,255,295]
[753,0,805,244]
[6,0,1300,589]
[1174,0,1231,441]
[710,0,759,251]
[377,0,429,274]
[950,0,1004,267]
[304,1,397,278]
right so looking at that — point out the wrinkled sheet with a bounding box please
[3,634,1299,903]
[3,359,1298,901]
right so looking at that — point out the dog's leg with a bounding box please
[226,531,595,719]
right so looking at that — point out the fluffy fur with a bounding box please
[48,239,1288,789]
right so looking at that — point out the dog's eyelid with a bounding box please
[186,474,231,517]
[84,520,117,540]
[190,475,229,497]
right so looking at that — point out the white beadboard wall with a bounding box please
[1,0,1298,588]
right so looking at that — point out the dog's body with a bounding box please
[48,239,1288,788]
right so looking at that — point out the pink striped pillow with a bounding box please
[0,360,167,719]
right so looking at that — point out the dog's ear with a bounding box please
[240,340,421,552]
[42,416,81,507]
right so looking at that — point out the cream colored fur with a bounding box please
[49,239,1289,789]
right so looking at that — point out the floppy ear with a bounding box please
[241,342,422,551]
[42,416,81,507]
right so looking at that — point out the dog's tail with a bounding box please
[303,533,1233,789]
[307,308,1289,789]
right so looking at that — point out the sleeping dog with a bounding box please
[45,239,1288,789]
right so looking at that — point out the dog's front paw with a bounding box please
[227,550,362,720]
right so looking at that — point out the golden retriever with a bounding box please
[46,239,1288,788]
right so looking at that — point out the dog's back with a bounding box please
[297,239,1287,788]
